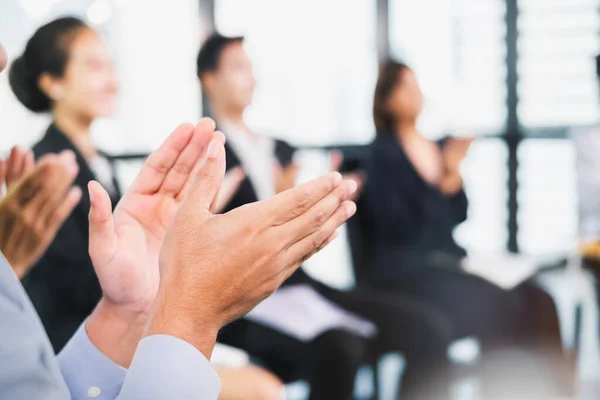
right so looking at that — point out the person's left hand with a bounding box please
[329,150,364,201]
[0,150,80,278]
[86,118,220,366]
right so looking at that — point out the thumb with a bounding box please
[190,139,226,211]
[88,181,118,264]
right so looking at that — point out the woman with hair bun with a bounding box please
[9,17,121,352]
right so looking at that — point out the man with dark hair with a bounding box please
[197,32,456,400]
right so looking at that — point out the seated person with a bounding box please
[197,33,457,399]
[9,18,124,351]
[364,60,570,396]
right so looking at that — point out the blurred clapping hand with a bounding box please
[330,150,364,202]
[0,147,81,278]
[440,137,473,195]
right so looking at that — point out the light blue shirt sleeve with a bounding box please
[118,335,221,400]
[58,323,127,400]
[58,324,221,400]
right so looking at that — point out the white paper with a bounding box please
[245,285,378,342]
[461,253,539,290]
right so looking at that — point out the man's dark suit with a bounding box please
[23,123,121,352]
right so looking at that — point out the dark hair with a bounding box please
[9,17,88,112]
[373,60,411,133]
[196,33,244,78]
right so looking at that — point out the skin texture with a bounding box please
[86,118,356,368]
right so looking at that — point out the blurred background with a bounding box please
[3,0,594,257]
[3,0,600,398]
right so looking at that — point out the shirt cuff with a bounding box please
[57,322,127,400]
[118,335,221,400]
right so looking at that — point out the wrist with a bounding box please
[86,298,147,368]
[144,283,220,360]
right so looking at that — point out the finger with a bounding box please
[38,159,78,227]
[283,201,356,268]
[210,166,245,213]
[263,172,343,226]
[6,146,24,187]
[329,151,343,172]
[159,118,215,198]
[44,186,81,243]
[343,173,364,201]
[177,130,226,202]
[0,159,6,192]
[129,122,197,194]
[22,150,34,173]
[26,151,78,214]
[9,158,56,208]
[87,181,118,264]
[281,231,339,282]
[188,138,226,211]
[276,179,355,247]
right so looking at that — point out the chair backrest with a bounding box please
[345,192,374,288]
[571,127,600,241]
[338,145,374,289]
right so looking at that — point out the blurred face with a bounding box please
[386,68,423,121]
[43,28,118,120]
[205,42,256,112]
[0,40,7,73]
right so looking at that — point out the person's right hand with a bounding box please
[0,151,81,278]
[147,138,357,358]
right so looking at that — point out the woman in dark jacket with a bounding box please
[9,18,121,352]
[363,60,572,396]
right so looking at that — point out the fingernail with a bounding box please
[345,202,357,218]
[347,179,358,195]
[207,140,220,159]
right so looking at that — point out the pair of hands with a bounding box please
[86,118,357,364]
[443,137,472,173]
[440,137,473,195]
[0,147,81,278]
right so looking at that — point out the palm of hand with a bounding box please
[90,120,218,316]
[101,192,177,314]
